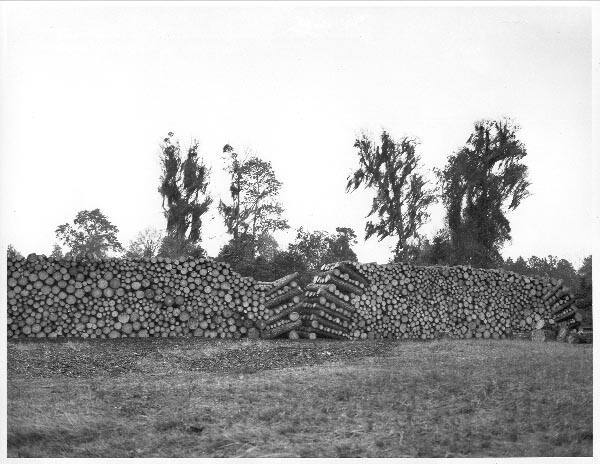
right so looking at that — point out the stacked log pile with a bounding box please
[296,261,585,341]
[257,273,303,339]
[6,254,587,342]
[6,254,269,339]
[295,262,368,340]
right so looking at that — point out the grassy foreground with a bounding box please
[7,338,592,457]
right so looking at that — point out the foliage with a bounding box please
[288,227,358,270]
[576,255,592,314]
[216,226,357,285]
[347,131,435,260]
[216,231,281,271]
[219,145,289,257]
[158,235,205,260]
[255,233,279,261]
[55,209,123,259]
[49,244,63,260]
[124,228,165,259]
[578,255,592,292]
[406,229,454,266]
[287,228,331,271]
[218,145,247,240]
[322,227,358,264]
[7,245,23,261]
[437,119,530,268]
[502,255,578,290]
[270,250,309,282]
[216,233,255,269]
[217,238,308,283]
[158,132,212,245]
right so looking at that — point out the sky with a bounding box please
[0,3,594,268]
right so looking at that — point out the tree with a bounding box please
[219,145,289,257]
[526,255,577,288]
[256,232,279,261]
[578,255,592,290]
[287,226,359,270]
[271,250,311,285]
[501,254,579,292]
[502,256,529,275]
[576,255,592,314]
[50,244,63,260]
[158,132,212,249]
[216,233,255,269]
[438,119,530,268]
[411,230,454,266]
[158,235,205,260]
[7,244,23,261]
[347,131,435,261]
[218,145,247,241]
[322,227,358,264]
[124,228,164,259]
[55,209,123,259]
[287,228,331,271]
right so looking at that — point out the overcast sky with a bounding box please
[0,3,593,268]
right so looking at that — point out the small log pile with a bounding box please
[562,325,593,344]
[257,272,303,339]
[295,261,585,341]
[542,280,588,343]
[6,254,269,339]
[295,262,369,340]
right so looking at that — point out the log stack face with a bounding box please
[296,261,583,341]
[6,255,271,340]
[258,272,303,339]
[6,255,585,342]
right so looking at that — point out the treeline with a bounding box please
[7,119,592,304]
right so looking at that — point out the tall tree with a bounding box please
[219,145,288,257]
[347,131,435,261]
[219,145,248,241]
[55,209,123,259]
[438,119,530,268]
[124,227,164,259]
[158,132,212,248]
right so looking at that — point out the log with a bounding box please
[264,272,299,297]
[264,288,303,309]
[316,274,364,295]
[261,319,302,339]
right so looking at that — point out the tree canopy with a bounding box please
[158,132,212,246]
[287,227,358,270]
[437,119,530,268]
[124,228,165,259]
[55,209,123,259]
[219,145,289,258]
[347,131,435,261]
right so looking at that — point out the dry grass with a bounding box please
[7,338,592,457]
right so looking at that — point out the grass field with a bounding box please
[7,338,592,457]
